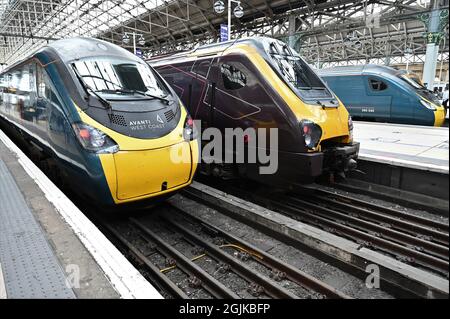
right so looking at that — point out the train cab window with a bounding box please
[221,63,247,90]
[369,78,388,91]
[113,64,147,92]
[72,59,168,98]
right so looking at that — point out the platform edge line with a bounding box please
[358,153,449,174]
[0,129,163,300]
[0,263,7,299]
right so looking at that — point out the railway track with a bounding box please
[102,203,350,299]
[327,180,449,216]
[309,188,449,238]
[275,194,449,277]
[193,178,449,279]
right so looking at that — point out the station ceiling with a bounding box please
[0,0,449,67]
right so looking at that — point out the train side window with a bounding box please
[18,66,31,95]
[369,78,388,91]
[194,60,212,78]
[3,73,12,94]
[37,65,47,98]
[10,69,21,92]
[0,74,5,104]
[221,63,247,90]
[0,74,6,92]
[36,65,53,99]
[28,63,37,94]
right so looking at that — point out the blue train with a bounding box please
[0,37,199,207]
[318,65,445,126]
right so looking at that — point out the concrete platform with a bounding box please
[354,122,449,174]
[0,129,162,299]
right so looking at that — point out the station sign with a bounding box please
[220,24,229,42]
[135,48,143,58]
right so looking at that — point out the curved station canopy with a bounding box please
[0,0,448,68]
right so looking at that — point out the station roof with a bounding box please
[1,1,448,68]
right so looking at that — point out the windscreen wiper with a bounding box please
[269,43,288,76]
[129,90,171,104]
[78,74,123,88]
[98,88,170,104]
[282,44,295,57]
[316,99,338,109]
[72,66,112,110]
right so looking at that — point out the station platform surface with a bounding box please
[0,129,162,299]
[354,121,449,174]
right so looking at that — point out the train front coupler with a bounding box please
[322,142,360,179]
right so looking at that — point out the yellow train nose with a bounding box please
[434,107,446,127]
[114,142,193,200]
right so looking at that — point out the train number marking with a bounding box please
[361,107,375,113]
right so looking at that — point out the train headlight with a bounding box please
[300,120,322,150]
[420,99,437,111]
[183,115,197,141]
[72,123,119,154]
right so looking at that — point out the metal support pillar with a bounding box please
[420,1,449,89]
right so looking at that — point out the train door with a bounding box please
[213,55,275,179]
[2,73,12,115]
[364,75,392,121]
[36,64,73,151]
[381,77,417,124]
[391,86,415,124]
[213,56,265,128]
[19,62,39,132]
[36,64,51,134]
[155,62,191,108]
[190,58,214,126]
[0,73,6,112]
[206,56,251,177]
[9,68,23,121]
[28,63,37,120]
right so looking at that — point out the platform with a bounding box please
[354,121,449,174]
[0,129,162,299]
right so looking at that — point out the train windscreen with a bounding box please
[267,41,332,100]
[72,58,168,99]
[398,73,441,104]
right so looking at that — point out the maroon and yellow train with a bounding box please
[149,37,359,186]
